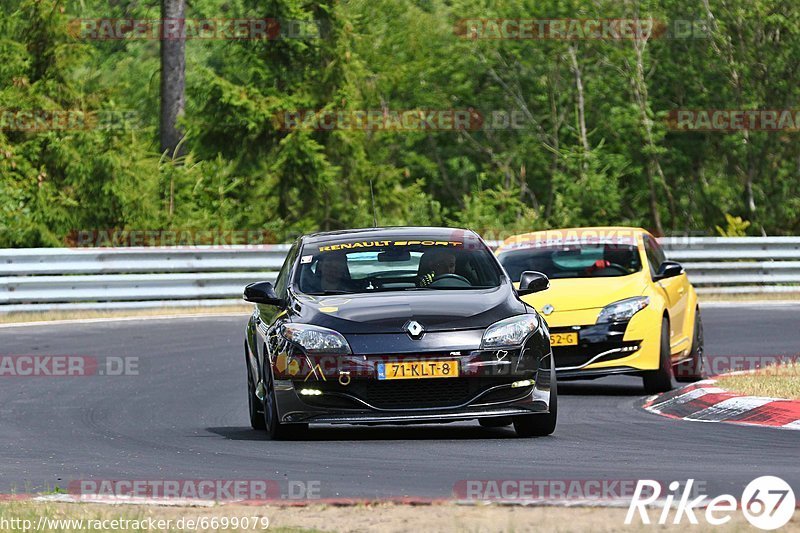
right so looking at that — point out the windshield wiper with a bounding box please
[304,290,354,295]
[366,286,428,292]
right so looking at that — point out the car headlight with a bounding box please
[596,296,649,324]
[481,314,540,349]
[281,324,352,354]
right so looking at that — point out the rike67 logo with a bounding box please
[626,476,795,530]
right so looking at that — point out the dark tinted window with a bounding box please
[294,239,502,294]
[273,242,299,298]
[642,236,665,276]
[498,243,642,281]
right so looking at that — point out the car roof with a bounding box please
[497,226,651,251]
[302,226,479,245]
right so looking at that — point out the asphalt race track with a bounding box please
[1,304,798,500]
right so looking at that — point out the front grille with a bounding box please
[554,341,641,369]
[365,378,471,409]
[299,394,361,409]
[548,322,637,370]
[296,378,518,410]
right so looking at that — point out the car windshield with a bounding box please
[294,239,503,294]
[498,242,642,281]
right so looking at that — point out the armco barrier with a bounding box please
[660,236,800,294]
[0,238,798,312]
[0,246,289,312]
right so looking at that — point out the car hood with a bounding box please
[291,284,526,334]
[519,273,648,313]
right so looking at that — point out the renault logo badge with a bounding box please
[542,304,554,316]
[405,320,425,339]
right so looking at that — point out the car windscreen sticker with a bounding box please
[319,298,351,306]
[318,240,463,252]
[300,254,313,264]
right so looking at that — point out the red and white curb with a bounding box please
[4,494,644,508]
[7,494,449,507]
[643,379,800,429]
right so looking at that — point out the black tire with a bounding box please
[263,372,308,440]
[675,310,706,382]
[478,416,512,428]
[642,318,674,394]
[513,371,557,437]
[247,362,266,430]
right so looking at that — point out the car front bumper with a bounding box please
[268,327,553,425]
[547,308,661,379]
[273,372,552,424]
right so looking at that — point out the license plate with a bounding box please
[550,332,578,346]
[377,360,459,380]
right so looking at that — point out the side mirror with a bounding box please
[518,271,550,296]
[244,281,284,306]
[653,261,684,281]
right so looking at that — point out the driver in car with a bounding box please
[313,253,358,293]
[417,249,457,287]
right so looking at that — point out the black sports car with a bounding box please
[243,227,555,439]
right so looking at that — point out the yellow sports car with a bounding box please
[495,227,704,393]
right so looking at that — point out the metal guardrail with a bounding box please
[660,237,800,294]
[0,246,290,312]
[0,238,798,312]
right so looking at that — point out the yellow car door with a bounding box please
[643,235,689,356]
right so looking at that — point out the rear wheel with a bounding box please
[642,318,674,394]
[675,310,706,382]
[513,372,557,437]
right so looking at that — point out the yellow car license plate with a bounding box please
[550,332,578,346]
[378,360,459,380]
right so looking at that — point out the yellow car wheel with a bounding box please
[642,319,674,394]
[675,310,706,382]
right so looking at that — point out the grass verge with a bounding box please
[699,292,800,301]
[716,362,800,400]
[0,501,780,533]
[0,305,251,325]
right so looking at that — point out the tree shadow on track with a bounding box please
[206,424,525,441]
[558,375,648,397]
[205,427,271,441]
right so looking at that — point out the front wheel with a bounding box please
[642,318,674,394]
[247,363,266,430]
[513,373,557,437]
[263,373,308,440]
